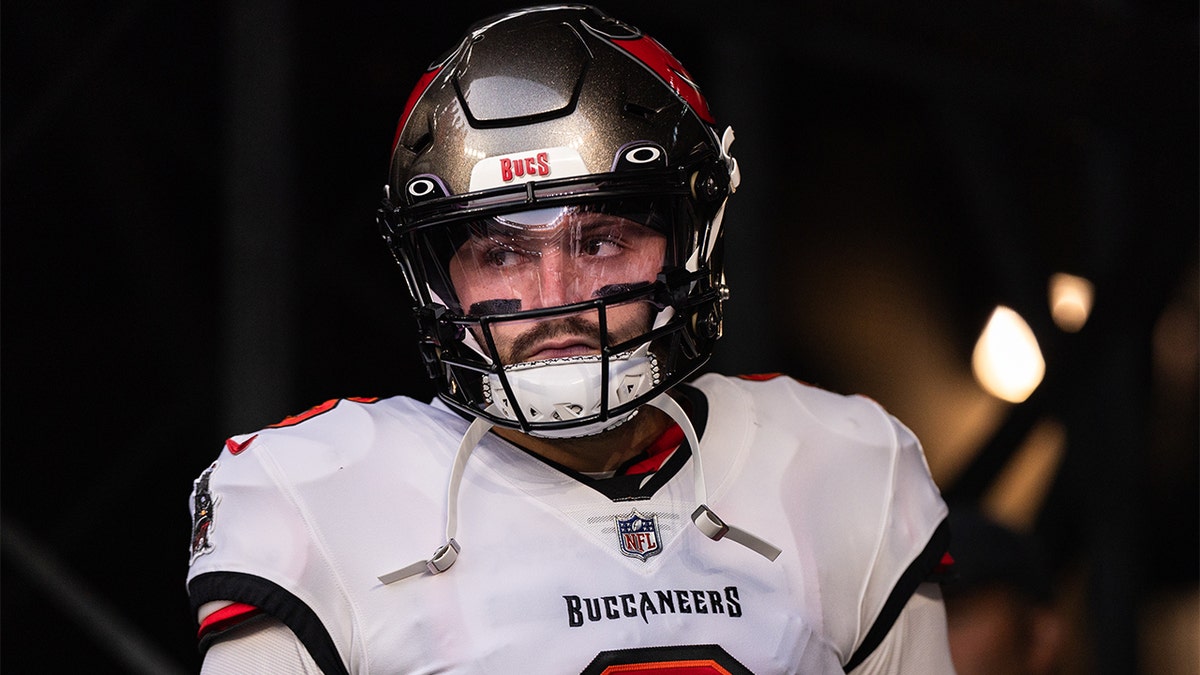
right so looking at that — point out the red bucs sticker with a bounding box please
[469,146,588,191]
[499,152,550,182]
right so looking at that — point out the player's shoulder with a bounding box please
[240,393,461,441]
[698,373,947,657]
[208,394,466,483]
[693,372,906,448]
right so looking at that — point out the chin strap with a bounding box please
[378,393,780,584]
[646,393,782,562]
[378,416,493,584]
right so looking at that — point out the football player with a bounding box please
[187,5,955,673]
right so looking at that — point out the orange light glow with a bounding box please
[1048,272,1095,333]
[972,306,1046,403]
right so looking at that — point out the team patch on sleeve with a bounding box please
[189,461,220,565]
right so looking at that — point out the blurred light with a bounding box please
[972,306,1045,403]
[983,417,1067,532]
[1048,272,1095,332]
[1152,282,1199,393]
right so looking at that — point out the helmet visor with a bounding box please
[416,199,671,323]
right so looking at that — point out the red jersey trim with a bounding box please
[197,602,262,640]
[736,373,785,382]
[622,423,685,475]
[268,397,379,429]
[224,433,258,456]
[932,552,955,577]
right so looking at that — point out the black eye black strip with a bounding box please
[593,281,651,298]
[469,299,522,315]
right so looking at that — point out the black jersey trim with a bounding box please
[672,382,709,437]
[517,435,694,501]
[843,517,951,672]
[189,571,348,675]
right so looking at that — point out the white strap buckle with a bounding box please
[377,539,461,585]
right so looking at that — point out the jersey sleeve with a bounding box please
[842,405,950,670]
[847,583,955,674]
[185,432,351,675]
[759,378,950,669]
[200,614,323,674]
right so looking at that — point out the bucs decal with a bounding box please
[499,151,550,182]
[616,510,662,560]
[189,461,220,565]
[468,146,588,192]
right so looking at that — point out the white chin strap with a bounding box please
[484,345,659,439]
[377,394,780,585]
[377,415,492,584]
[646,393,782,563]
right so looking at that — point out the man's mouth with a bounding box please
[504,315,605,364]
[524,338,599,361]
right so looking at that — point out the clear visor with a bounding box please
[417,200,671,320]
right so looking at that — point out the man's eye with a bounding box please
[485,247,530,267]
[581,237,622,257]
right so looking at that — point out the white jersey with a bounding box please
[186,374,949,674]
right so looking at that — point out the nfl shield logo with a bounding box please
[616,510,662,561]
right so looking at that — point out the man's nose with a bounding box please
[529,250,590,309]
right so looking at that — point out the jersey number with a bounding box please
[582,645,752,675]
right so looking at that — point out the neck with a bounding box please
[493,405,673,473]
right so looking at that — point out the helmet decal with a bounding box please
[612,141,669,171]
[469,146,589,191]
[404,174,450,204]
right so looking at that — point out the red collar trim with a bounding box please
[621,423,684,475]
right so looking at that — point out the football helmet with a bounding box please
[377,4,740,437]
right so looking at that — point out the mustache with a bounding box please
[503,315,608,364]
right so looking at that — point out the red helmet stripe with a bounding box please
[610,36,714,124]
[392,67,443,153]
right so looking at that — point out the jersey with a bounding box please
[186,374,949,673]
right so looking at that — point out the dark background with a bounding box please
[3,2,1196,672]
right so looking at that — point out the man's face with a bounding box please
[448,207,666,365]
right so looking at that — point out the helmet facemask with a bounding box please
[386,182,724,437]
[377,5,736,438]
